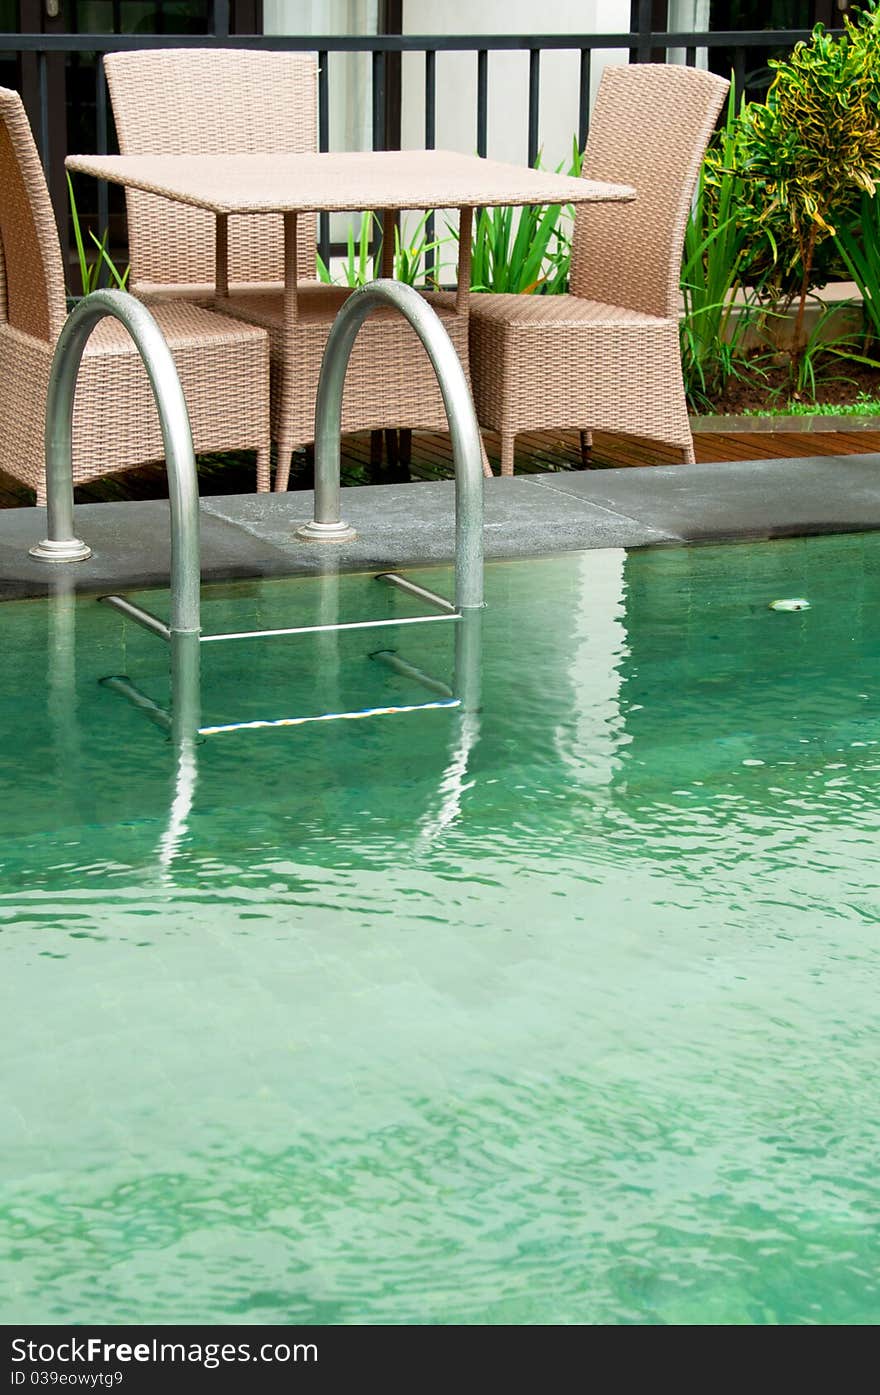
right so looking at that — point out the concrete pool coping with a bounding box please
[2,452,880,601]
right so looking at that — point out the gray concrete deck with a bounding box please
[2,453,880,601]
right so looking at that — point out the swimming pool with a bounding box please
[2,532,879,1324]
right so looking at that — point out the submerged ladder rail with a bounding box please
[370,649,455,699]
[100,594,172,641]
[375,572,458,615]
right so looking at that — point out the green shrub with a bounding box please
[316,210,448,288]
[67,174,129,295]
[835,189,880,343]
[734,3,880,352]
[680,79,766,409]
[467,139,583,295]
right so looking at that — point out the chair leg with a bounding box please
[682,441,696,464]
[35,480,46,507]
[384,428,400,468]
[480,434,493,479]
[256,445,271,493]
[274,438,296,492]
[579,430,593,469]
[500,432,515,477]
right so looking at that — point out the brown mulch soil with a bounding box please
[704,355,880,415]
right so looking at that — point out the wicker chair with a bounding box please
[468,64,729,476]
[104,48,475,492]
[0,86,270,504]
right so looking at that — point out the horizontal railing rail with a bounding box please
[0,27,836,277]
[0,31,837,51]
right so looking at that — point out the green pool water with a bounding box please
[2,532,879,1326]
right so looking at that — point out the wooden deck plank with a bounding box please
[2,427,879,509]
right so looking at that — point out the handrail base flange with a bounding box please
[29,536,92,562]
[296,519,357,543]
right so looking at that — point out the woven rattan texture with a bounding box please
[470,300,688,437]
[0,88,68,341]
[65,149,634,216]
[225,285,470,445]
[0,86,271,502]
[469,64,729,475]
[571,64,729,320]
[104,49,319,294]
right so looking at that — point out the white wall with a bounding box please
[263,0,379,152]
[266,0,635,166]
[400,0,631,171]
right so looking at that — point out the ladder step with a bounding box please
[199,698,460,735]
[200,612,459,643]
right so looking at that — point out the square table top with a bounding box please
[65,148,635,216]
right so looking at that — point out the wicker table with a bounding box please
[65,149,635,479]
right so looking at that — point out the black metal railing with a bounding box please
[0,26,839,279]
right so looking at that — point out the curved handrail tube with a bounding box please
[300,280,485,611]
[30,289,201,636]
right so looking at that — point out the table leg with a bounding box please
[454,206,491,476]
[274,210,300,492]
[456,205,473,313]
[381,209,396,279]
[379,210,398,462]
[214,212,229,300]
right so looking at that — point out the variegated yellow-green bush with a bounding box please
[736,3,880,349]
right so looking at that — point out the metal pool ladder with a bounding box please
[30,283,485,737]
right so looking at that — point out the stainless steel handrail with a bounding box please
[34,286,485,875]
[30,288,202,636]
[33,281,484,633]
[297,279,485,612]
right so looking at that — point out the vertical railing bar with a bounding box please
[685,45,697,66]
[425,49,436,283]
[95,62,110,288]
[636,0,653,62]
[318,49,330,271]
[578,47,591,149]
[372,49,385,151]
[318,52,330,150]
[424,47,436,148]
[527,48,540,167]
[37,48,49,178]
[734,45,746,100]
[213,0,230,38]
[371,51,386,268]
[476,48,488,158]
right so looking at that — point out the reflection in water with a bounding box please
[157,738,198,880]
[157,632,201,879]
[617,539,880,799]
[103,578,485,875]
[46,576,82,785]
[418,609,482,846]
[553,549,628,794]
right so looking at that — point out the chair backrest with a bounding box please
[571,64,729,319]
[104,48,319,295]
[0,86,67,342]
